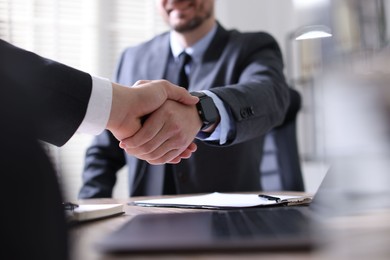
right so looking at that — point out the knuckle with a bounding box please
[134,79,145,85]
[168,121,181,135]
[138,144,154,155]
[172,134,187,148]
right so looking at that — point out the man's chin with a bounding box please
[171,19,201,33]
[170,22,189,31]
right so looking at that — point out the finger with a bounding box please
[120,119,177,161]
[126,141,179,163]
[125,110,187,160]
[131,114,198,162]
[137,142,197,165]
[161,80,199,105]
[120,114,166,150]
[145,149,180,165]
[136,129,189,162]
[187,142,198,152]
[143,141,195,164]
[166,143,198,163]
[166,158,181,164]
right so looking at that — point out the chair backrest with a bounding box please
[260,88,305,191]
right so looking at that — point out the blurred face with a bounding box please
[158,0,215,33]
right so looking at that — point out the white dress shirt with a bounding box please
[76,75,112,135]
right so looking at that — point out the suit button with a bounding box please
[240,109,248,118]
[249,106,255,115]
[241,106,254,118]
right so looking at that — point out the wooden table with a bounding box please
[69,192,390,260]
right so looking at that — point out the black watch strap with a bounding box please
[190,92,219,131]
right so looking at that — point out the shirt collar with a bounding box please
[170,23,217,63]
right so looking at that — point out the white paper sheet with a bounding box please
[133,192,311,209]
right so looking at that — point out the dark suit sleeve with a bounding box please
[1,95,70,260]
[0,39,94,259]
[209,32,289,145]
[0,39,92,146]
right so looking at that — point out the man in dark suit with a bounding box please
[79,0,289,198]
[0,39,198,260]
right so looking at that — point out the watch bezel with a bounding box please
[190,92,218,130]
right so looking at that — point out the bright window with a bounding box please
[0,0,167,78]
[0,0,168,200]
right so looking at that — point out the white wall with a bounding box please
[215,0,296,64]
[214,0,329,63]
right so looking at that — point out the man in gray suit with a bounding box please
[79,0,289,198]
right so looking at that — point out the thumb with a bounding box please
[162,81,198,105]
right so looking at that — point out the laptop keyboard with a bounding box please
[211,207,309,239]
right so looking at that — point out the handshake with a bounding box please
[106,80,206,165]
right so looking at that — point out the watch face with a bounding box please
[191,92,218,130]
[199,97,218,123]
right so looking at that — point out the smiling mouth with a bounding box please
[166,0,193,15]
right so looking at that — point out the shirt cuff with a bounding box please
[77,75,112,135]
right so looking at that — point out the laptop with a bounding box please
[96,172,333,254]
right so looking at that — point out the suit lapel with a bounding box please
[203,23,230,62]
[146,34,171,79]
[190,23,230,91]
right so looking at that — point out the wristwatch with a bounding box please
[190,92,219,131]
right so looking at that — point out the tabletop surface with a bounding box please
[69,192,390,260]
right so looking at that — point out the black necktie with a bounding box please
[176,52,192,89]
[162,52,192,195]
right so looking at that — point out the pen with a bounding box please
[258,194,281,203]
[63,202,79,211]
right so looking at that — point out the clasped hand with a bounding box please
[106,80,203,164]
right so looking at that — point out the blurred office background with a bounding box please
[1,0,388,201]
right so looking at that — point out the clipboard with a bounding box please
[131,192,312,210]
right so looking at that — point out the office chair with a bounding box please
[260,88,305,191]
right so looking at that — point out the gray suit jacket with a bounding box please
[79,23,289,198]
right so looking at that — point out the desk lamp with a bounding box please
[285,24,332,161]
[285,24,332,86]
